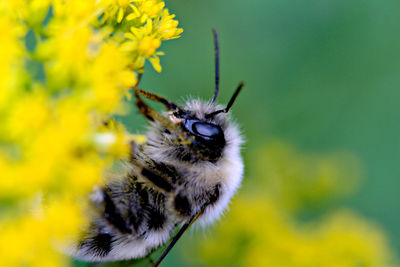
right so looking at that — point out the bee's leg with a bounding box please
[153,205,207,267]
[132,86,190,144]
[134,92,180,130]
[152,186,222,267]
[133,93,192,145]
[134,91,157,122]
[134,88,178,111]
[134,89,175,123]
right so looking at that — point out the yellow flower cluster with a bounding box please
[195,197,398,267]
[0,0,182,266]
[187,141,399,267]
[252,140,362,213]
[106,0,183,72]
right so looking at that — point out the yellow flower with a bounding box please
[0,12,24,109]
[185,142,399,267]
[124,19,165,71]
[156,9,183,40]
[102,0,132,23]
[90,42,137,111]
[251,140,361,212]
[0,0,183,266]
[138,35,161,57]
[127,0,165,23]
[7,90,50,139]
[190,194,399,267]
[122,2,182,72]
[0,198,85,267]
[148,54,162,72]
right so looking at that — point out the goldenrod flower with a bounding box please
[138,35,161,57]
[124,21,165,71]
[188,143,399,267]
[0,0,182,266]
[156,9,183,40]
[120,2,182,72]
[252,140,361,212]
[127,0,165,23]
[102,0,132,23]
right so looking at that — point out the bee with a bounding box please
[71,29,244,266]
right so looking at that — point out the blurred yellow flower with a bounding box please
[102,0,132,23]
[203,197,398,267]
[0,0,182,266]
[127,0,165,23]
[0,197,85,267]
[251,140,362,213]
[186,141,399,267]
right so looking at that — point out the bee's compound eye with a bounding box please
[192,122,221,139]
[183,119,226,159]
[183,119,225,143]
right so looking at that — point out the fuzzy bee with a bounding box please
[71,30,244,266]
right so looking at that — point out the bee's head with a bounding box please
[166,104,226,163]
[157,81,243,163]
[134,80,243,164]
[170,109,225,145]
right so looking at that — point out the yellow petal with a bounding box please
[117,7,124,23]
[124,32,136,40]
[126,13,138,21]
[149,56,161,72]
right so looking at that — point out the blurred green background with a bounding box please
[111,0,400,266]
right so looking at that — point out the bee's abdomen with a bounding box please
[102,189,133,234]
[74,159,225,261]
[76,172,170,260]
[78,231,113,258]
[107,173,169,235]
[147,205,167,230]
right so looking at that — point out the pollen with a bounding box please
[169,113,184,124]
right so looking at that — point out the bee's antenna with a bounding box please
[224,81,244,113]
[206,81,244,118]
[211,28,219,104]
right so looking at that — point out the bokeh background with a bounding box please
[76,0,400,266]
